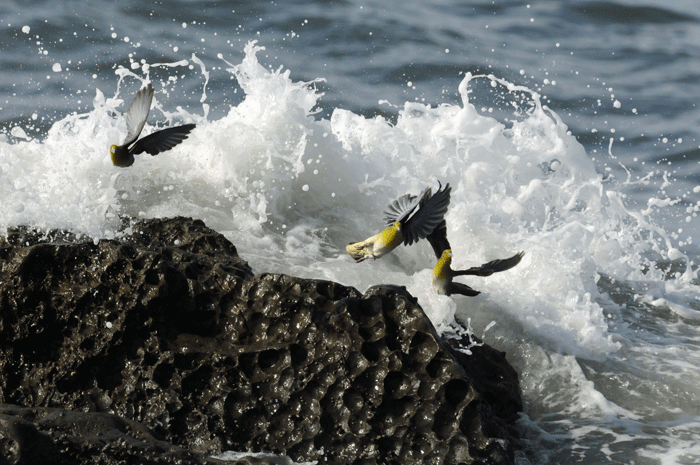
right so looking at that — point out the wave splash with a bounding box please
[2,39,699,464]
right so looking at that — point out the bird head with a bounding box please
[441,249,453,264]
[393,222,401,231]
[110,145,118,163]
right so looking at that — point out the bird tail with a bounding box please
[449,282,481,296]
[426,219,450,260]
[453,251,525,277]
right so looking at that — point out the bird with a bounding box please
[345,182,451,262]
[428,219,524,296]
[110,83,196,167]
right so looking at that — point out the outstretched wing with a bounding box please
[426,219,451,259]
[123,83,154,147]
[383,192,421,225]
[453,251,525,277]
[402,182,451,245]
[130,124,196,156]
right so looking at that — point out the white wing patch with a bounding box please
[123,83,154,146]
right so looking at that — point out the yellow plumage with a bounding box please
[432,249,453,294]
[428,220,524,296]
[346,182,451,263]
[345,222,403,263]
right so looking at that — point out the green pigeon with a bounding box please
[110,83,195,167]
[428,219,524,296]
[346,182,451,262]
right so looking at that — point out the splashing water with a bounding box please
[2,40,700,464]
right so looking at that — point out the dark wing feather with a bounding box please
[384,192,420,225]
[402,182,451,245]
[426,219,451,259]
[447,282,480,297]
[130,124,196,156]
[453,251,525,277]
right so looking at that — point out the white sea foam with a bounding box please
[3,40,700,464]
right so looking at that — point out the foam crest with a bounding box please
[1,38,698,365]
[322,72,625,356]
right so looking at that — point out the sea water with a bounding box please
[2,1,700,464]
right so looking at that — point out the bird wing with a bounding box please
[453,251,525,277]
[123,83,154,146]
[383,191,423,225]
[402,182,451,245]
[448,282,481,297]
[426,219,451,259]
[130,124,196,156]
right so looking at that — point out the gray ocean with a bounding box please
[2,1,700,463]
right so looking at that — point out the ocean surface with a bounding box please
[2,1,700,463]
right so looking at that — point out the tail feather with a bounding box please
[453,251,525,277]
[426,219,450,259]
[448,282,481,297]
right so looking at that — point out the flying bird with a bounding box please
[110,83,196,167]
[428,219,524,296]
[346,182,451,262]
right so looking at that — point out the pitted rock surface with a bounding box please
[0,217,521,464]
[0,403,228,465]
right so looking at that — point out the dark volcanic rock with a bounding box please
[0,217,521,464]
[0,403,226,465]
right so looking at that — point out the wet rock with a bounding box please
[0,217,521,464]
[0,403,225,465]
